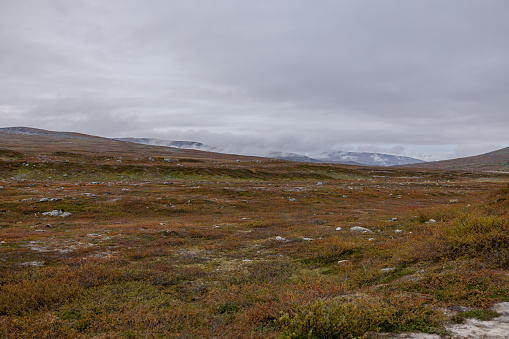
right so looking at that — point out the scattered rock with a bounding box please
[317,182,323,185]
[20,261,44,267]
[42,210,72,217]
[350,226,374,233]
[447,305,473,314]
[368,238,376,241]
[427,219,437,223]
[342,195,348,198]
[337,260,349,264]
[449,199,459,203]
[42,210,62,216]
[492,302,509,323]
[336,227,342,231]
[395,229,403,234]
[288,198,298,202]
[274,236,286,241]
[381,267,395,273]
[302,237,313,241]
[391,217,398,222]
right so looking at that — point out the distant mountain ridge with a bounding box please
[313,151,424,167]
[115,138,216,151]
[271,151,424,167]
[120,137,424,167]
[0,127,425,167]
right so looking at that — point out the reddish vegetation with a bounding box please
[1,132,509,338]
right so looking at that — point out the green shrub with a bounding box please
[425,212,509,267]
[278,294,444,338]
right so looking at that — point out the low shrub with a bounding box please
[278,294,445,338]
[400,269,509,308]
[417,211,509,267]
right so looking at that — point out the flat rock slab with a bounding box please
[393,302,509,339]
[447,318,509,338]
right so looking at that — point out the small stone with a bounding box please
[60,212,72,217]
[302,237,313,241]
[39,198,49,202]
[336,227,342,231]
[275,236,286,241]
[350,226,373,233]
[368,238,375,241]
[42,210,62,216]
[317,182,323,185]
[428,219,437,223]
[395,229,403,233]
[337,260,349,264]
[342,195,348,198]
[381,267,395,273]
[20,261,44,267]
[391,217,398,222]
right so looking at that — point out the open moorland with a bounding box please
[1,135,509,338]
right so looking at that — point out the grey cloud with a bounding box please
[1,0,508,160]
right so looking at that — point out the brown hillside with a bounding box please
[0,127,261,162]
[404,146,509,172]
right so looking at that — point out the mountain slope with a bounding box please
[404,147,509,171]
[0,127,259,161]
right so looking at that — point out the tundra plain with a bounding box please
[1,143,509,338]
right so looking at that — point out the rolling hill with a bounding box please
[0,127,259,162]
[405,146,509,172]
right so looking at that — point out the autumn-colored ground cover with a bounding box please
[1,150,509,338]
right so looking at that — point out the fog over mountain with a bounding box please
[1,1,508,160]
[119,136,424,166]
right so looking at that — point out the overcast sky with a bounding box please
[1,0,508,160]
